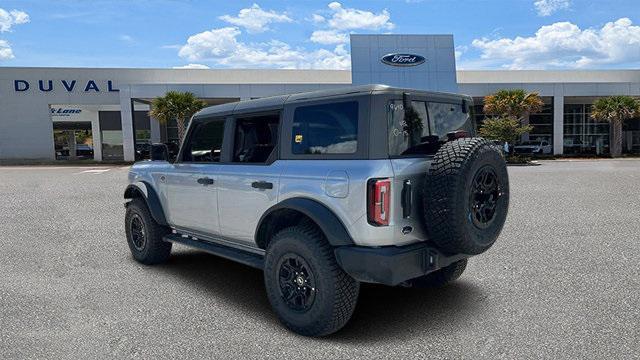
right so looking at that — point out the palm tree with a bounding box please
[483,89,544,120]
[479,89,543,153]
[591,96,640,157]
[149,91,207,143]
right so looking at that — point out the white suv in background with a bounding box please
[514,140,552,154]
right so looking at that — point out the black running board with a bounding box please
[163,234,264,269]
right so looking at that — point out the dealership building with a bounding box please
[1,34,639,162]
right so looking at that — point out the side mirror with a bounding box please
[150,143,169,161]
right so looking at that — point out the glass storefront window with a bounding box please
[99,111,124,161]
[165,118,179,144]
[136,130,151,142]
[563,103,609,155]
[622,117,640,154]
[101,130,124,160]
[527,100,554,146]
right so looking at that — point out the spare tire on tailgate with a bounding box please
[423,138,509,255]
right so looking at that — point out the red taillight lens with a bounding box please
[368,179,391,226]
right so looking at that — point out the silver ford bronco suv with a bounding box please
[124,85,509,336]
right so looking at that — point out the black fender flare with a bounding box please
[256,197,354,247]
[124,182,168,226]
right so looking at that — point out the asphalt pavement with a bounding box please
[1,160,639,359]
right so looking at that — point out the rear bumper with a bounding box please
[334,242,468,286]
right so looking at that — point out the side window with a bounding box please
[292,101,358,155]
[232,114,280,163]
[183,119,225,162]
[427,102,474,139]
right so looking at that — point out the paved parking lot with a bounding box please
[1,160,639,359]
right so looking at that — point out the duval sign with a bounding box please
[13,79,119,93]
[381,53,426,67]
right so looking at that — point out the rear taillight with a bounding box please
[368,178,391,226]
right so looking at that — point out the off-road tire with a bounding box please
[263,222,359,337]
[407,259,468,288]
[125,198,172,265]
[423,138,509,255]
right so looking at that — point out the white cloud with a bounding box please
[178,3,397,69]
[0,39,14,60]
[219,3,292,33]
[310,14,325,24]
[0,8,29,32]
[308,3,394,46]
[0,8,28,61]
[534,0,570,16]
[455,45,468,61]
[471,18,640,69]
[310,29,348,45]
[173,63,210,69]
[324,2,393,31]
[178,27,350,69]
[120,34,134,43]
[178,27,242,60]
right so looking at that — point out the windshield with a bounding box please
[387,99,474,156]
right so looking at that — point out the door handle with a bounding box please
[197,177,214,185]
[251,181,273,190]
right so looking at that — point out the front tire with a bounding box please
[125,198,172,265]
[263,222,359,337]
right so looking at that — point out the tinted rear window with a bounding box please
[292,101,358,154]
[427,102,473,138]
[388,100,474,156]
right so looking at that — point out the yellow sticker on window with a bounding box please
[294,134,303,143]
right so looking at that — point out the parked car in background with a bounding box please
[55,144,94,159]
[514,140,552,154]
[135,142,151,160]
[75,144,94,159]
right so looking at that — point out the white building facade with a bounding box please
[1,34,639,162]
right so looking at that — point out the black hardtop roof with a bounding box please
[193,84,472,118]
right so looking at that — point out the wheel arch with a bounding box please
[255,197,354,250]
[124,182,168,226]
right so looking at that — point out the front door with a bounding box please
[163,118,226,236]
[165,163,220,235]
[217,113,282,245]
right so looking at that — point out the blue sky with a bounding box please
[0,0,639,70]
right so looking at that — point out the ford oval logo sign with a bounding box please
[381,53,426,67]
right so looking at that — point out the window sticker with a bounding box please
[294,134,303,143]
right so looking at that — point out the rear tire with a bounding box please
[263,222,359,337]
[407,259,468,288]
[125,198,172,265]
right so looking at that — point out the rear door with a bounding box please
[387,98,473,243]
[217,112,283,245]
[163,117,226,236]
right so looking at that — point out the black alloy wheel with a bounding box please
[277,254,317,312]
[130,213,146,251]
[469,165,501,229]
